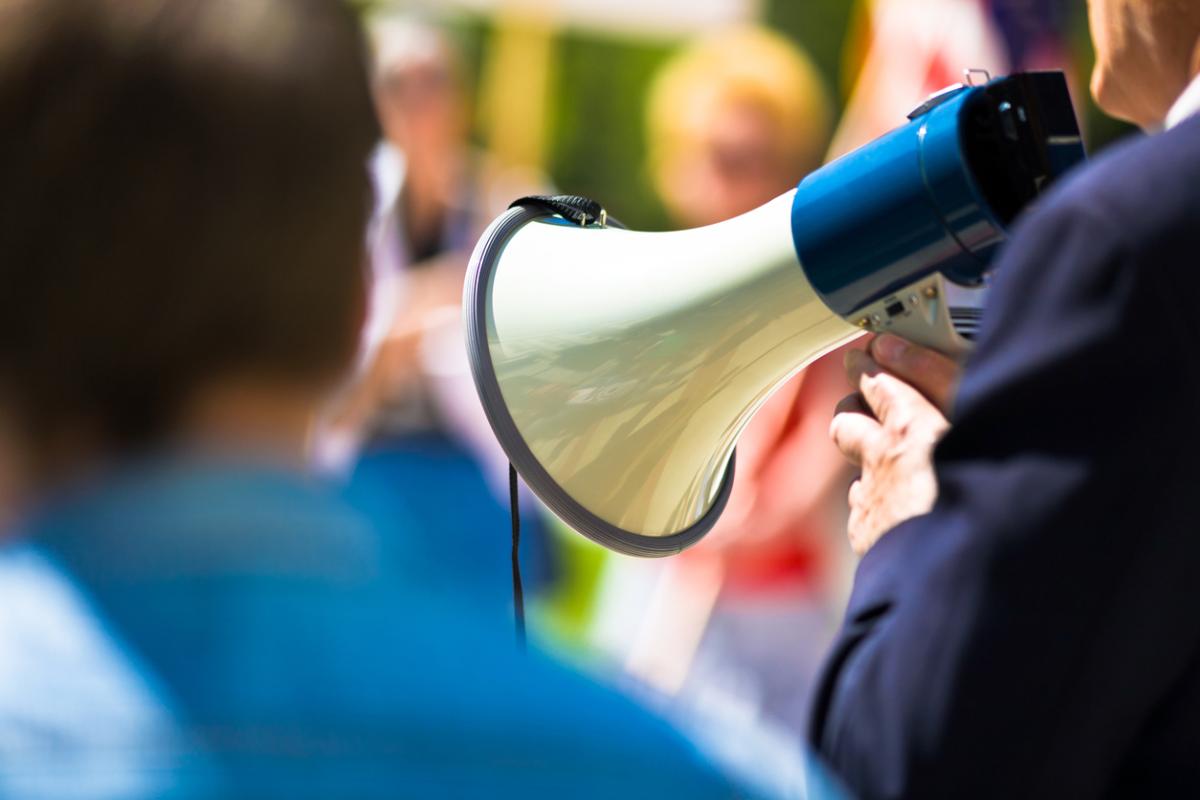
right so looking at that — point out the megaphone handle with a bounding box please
[847,273,977,359]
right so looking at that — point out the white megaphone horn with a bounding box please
[464,72,1085,556]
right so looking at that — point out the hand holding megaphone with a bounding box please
[464,71,1085,557]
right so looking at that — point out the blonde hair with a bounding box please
[647,27,832,183]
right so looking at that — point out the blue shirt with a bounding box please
[19,457,759,798]
[0,544,191,799]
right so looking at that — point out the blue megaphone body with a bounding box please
[793,69,1086,347]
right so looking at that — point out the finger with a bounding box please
[858,369,942,431]
[829,409,883,466]
[843,348,882,392]
[846,500,870,557]
[847,477,866,509]
[869,334,961,415]
[834,392,872,419]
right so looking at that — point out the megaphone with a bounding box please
[464,71,1084,556]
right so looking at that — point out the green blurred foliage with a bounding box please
[547,34,676,231]
[766,0,860,102]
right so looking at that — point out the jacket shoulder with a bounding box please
[1027,116,1200,256]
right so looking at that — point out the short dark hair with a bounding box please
[0,0,379,449]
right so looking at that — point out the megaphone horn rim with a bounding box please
[463,203,738,558]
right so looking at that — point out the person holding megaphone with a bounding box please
[814,1,1200,796]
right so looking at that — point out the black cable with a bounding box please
[509,463,526,649]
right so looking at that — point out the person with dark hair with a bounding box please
[0,1,780,795]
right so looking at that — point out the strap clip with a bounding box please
[509,194,608,228]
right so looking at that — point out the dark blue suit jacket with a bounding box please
[810,113,1200,798]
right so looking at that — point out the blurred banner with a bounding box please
[406,0,758,37]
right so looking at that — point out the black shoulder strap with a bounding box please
[510,194,607,228]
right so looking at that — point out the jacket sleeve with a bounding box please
[808,189,1199,798]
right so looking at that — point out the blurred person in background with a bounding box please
[588,26,858,742]
[322,12,556,606]
[0,0,804,795]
